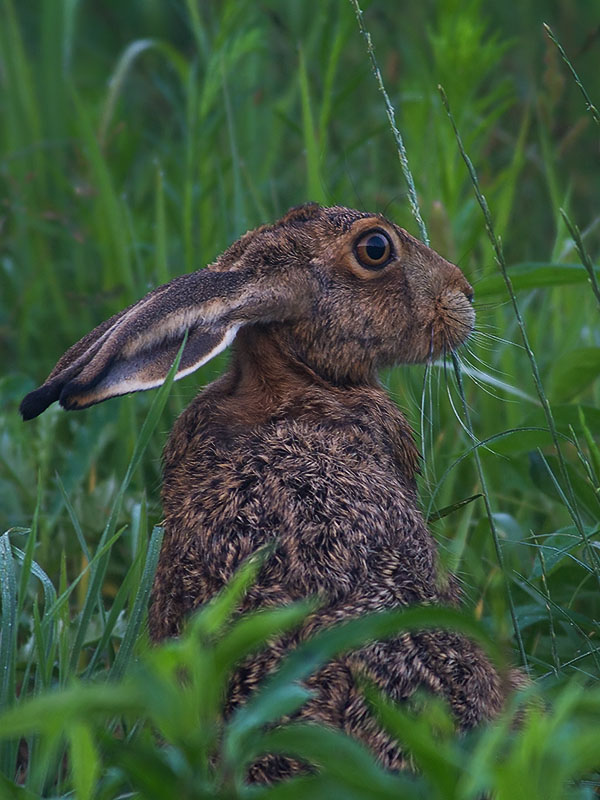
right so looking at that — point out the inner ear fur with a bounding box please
[20,267,298,420]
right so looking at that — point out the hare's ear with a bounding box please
[20,268,299,420]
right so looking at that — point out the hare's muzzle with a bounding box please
[433,276,476,354]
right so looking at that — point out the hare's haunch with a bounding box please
[22,203,514,781]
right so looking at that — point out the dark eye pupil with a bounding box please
[365,234,387,261]
[354,229,392,269]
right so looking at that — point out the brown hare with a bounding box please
[21,203,514,780]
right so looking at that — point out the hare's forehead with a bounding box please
[320,206,375,232]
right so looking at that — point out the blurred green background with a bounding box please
[1,0,600,795]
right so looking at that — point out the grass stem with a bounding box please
[348,0,429,244]
[560,208,600,310]
[543,23,600,128]
[438,84,600,590]
[451,353,529,672]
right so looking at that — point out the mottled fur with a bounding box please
[21,204,514,782]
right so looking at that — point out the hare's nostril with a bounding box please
[465,289,474,304]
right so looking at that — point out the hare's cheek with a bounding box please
[395,325,438,365]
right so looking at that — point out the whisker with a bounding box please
[420,327,437,485]
[433,351,442,470]
[458,356,519,402]
[444,371,479,444]
[467,337,498,353]
[471,330,524,349]
[471,321,502,332]
[463,343,512,377]
[447,356,509,457]
[420,363,430,465]
[442,347,538,405]
[473,300,511,312]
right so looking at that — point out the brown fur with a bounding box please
[21,203,513,782]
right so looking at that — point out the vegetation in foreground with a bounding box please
[1,0,599,796]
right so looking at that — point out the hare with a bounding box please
[21,203,515,780]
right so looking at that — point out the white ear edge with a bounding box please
[173,322,241,381]
[76,323,242,403]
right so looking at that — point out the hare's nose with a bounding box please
[457,274,474,304]
[447,263,474,304]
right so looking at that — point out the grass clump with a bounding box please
[2,549,600,799]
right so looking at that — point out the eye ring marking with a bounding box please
[354,229,394,270]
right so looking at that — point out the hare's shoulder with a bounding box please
[164,379,419,487]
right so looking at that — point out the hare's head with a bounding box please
[20,203,474,419]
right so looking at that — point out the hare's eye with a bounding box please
[354,230,393,269]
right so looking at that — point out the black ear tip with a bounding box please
[59,382,89,411]
[19,384,60,420]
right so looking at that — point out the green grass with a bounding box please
[1,0,600,796]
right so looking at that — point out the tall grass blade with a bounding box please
[475,262,600,298]
[109,525,164,681]
[68,722,100,800]
[298,48,326,204]
[0,533,18,776]
[66,529,123,676]
[16,481,41,623]
[56,472,91,561]
[113,335,188,510]
[11,551,57,617]
[221,63,248,231]
[438,84,599,586]
[154,163,170,285]
[60,0,79,71]
[67,338,186,676]
[70,85,134,293]
[84,553,141,677]
[98,39,156,148]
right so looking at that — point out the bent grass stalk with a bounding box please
[438,84,600,591]
[349,3,527,665]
